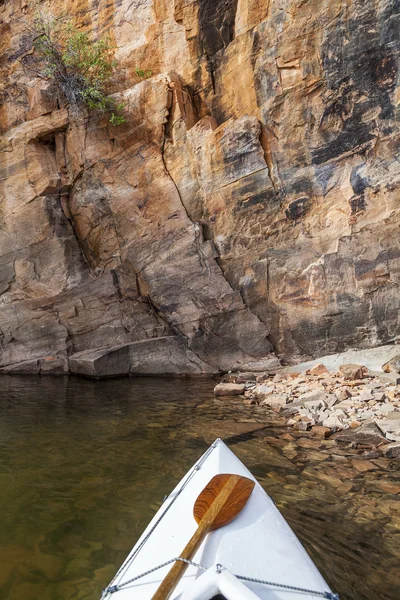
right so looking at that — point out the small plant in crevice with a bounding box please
[26,12,127,125]
[135,68,153,79]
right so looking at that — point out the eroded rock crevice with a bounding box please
[161,75,275,365]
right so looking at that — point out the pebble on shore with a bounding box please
[214,363,400,457]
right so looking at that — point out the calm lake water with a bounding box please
[0,375,399,600]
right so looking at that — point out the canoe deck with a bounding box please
[102,439,334,600]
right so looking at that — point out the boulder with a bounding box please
[382,442,400,458]
[335,399,355,410]
[294,421,312,431]
[297,390,328,410]
[260,394,288,409]
[376,417,400,442]
[306,363,329,376]
[336,388,352,401]
[298,407,313,418]
[359,389,374,402]
[382,354,400,373]
[325,394,339,407]
[214,383,246,396]
[334,422,386,446]
[253,385,275,397]
[236,372,257,383]
[304,398,327,411]
[272,373,284,383]
[322,416,345,430]
[316,409,330,423]
[310,425,331,439]
[339,364,367,381]
[69,345,131,378]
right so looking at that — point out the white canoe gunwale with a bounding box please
[102,438,339,600]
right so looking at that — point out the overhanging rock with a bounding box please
[68,337,216,378]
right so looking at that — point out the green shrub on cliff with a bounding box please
[29,14,126,125]
[135,68,153,79]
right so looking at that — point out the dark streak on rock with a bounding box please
[234,189,276,214]
[285,197,310,221]
[349,195,366,215]
[314,2,399,165]
[198,0,239,57]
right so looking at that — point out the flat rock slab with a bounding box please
[239,355,282,373]
[297,390,328,409]
[367,371,400,385]
[69,345,131,378]
[376,418,400,442]
[69,337,216,378]
[334,422,386,446]
[0,355,68,375]
[283,344,400,374]
[0,358,41,375]
[382,442,400,458]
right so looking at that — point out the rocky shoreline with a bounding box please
[214,360,400,459]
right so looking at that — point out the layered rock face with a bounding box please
[0,0,399,375]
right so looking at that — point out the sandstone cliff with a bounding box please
[0,0,399,376]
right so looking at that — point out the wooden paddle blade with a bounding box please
[193,473,255,531]
[152,473,255,600]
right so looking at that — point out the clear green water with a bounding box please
[0,375,399,600]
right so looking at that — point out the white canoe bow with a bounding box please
[102,438,338,600]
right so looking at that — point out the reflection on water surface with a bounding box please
[0,375,399,600]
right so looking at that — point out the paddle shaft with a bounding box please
[152,475,242,600]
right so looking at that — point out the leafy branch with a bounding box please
[27,12,127,125]
[135,68,152,79]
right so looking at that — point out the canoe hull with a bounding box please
[103,439,333,600]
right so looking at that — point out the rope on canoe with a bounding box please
[103,439,221,595]
[103,557,207,595]
[103,558,340,599]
